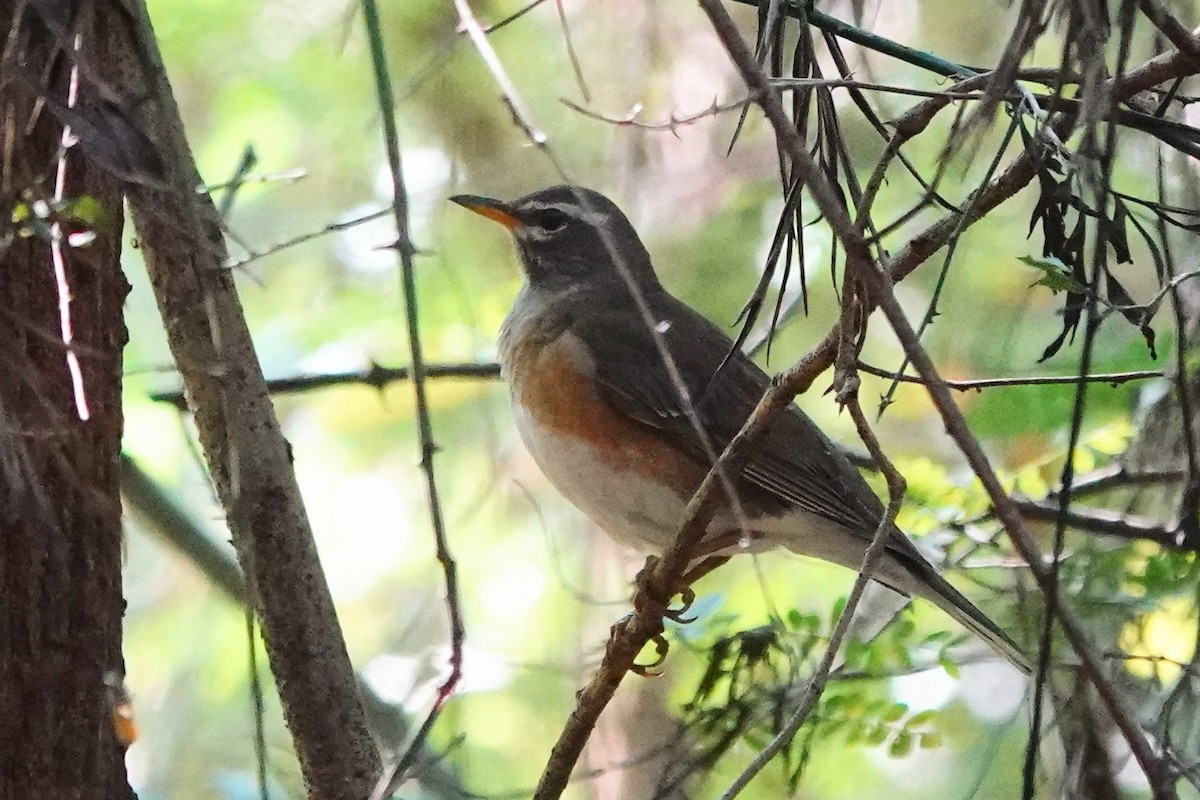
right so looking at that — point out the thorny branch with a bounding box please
[149,361,502,409]
[148,358,1159,410]
[359,0,463,796]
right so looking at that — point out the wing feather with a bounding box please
[571,289,886,539]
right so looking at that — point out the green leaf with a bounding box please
[59,195,108,226]
[907,709,936,728]
[889,730,915,758]
[844,638,869,670]
[865,723,889,746]
[939,653,961,680]
[823,693,848,713]
[1019,255,1085,294]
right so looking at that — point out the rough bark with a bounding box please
[99,1,382,795]
[0,4,133,798]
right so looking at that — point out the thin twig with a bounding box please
[856,361,1164,391]
[697,2,1175,795]
[552,0,589,102]
[452,0,547,147]
[1012,497,1188,550]
[1058,463,1187,497]
[149,361,502,410]
[225,207,391,270]
[360,0,463,796]
[198,167,307,194]
[720,262,906,799]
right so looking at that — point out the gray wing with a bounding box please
[569,289,887,540]
[568,289,1033,672]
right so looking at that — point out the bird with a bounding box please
[450,185,1030,673]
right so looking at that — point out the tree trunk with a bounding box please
[0,6,133,799]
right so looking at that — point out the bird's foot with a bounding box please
[663,586,697,624]
[633,557,695,621]
[627,555,732,677]
[631,634,670,677]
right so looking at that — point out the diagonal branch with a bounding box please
[110,1,379,795]
[697,1,1175,796]
[464,3,1200,798]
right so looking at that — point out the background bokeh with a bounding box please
[119,1,1192,798]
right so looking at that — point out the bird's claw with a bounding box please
[631,634,670,677]
[633,563,695,623]
[664,586,696,624]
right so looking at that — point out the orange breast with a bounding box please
[506,330,708,499]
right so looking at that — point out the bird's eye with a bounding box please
[532,208,570,233]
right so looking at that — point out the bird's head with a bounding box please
[450,185,660,294]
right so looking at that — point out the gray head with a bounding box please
[450,185,661,294]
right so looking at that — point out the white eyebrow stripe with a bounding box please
[520,201,585,219]
[516,200,608,237]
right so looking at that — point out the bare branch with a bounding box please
[856,361,1164,391]
[112,0,379,794]
[1013,496,1189,550]
[149,361,502,410]
[226,207,390,270]
[359,0,464,795]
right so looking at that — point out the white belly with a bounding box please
[512,401,687,553]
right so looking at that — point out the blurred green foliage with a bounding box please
[115,1,1200,798]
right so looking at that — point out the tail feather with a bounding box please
[914,568,1032,674]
